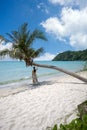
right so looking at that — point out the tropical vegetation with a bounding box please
[53,49,87,61]
[0,23,87,83]
[51,115,87,130]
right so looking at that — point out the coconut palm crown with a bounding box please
[0,23,47,66]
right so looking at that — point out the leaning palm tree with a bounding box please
[0,23,87,83]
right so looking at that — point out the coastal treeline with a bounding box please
[53,49,87,61]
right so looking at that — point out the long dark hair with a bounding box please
[33,66,36,72]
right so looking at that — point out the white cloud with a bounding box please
[49,0,87,8]
[70,33,87,49]
[0,41,12,51]
[0,41,14,61]
[41,17,64,40]
[49,0,78,6]
[41,7,87,50]
[45,9,49,14]
[35,52,55,61]
[37,2,49,14]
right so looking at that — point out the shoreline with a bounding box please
[0,71,87,130]
[0,60,85,86]
[0,70,86,98]
[0,71,63,86]
[0,72,64,98]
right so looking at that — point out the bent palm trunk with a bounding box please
[32,62,87,83]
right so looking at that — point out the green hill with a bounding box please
[53,49,87,61]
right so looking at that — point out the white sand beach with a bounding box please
[0,71,87,130]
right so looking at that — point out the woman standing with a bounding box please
[32,66,38,84]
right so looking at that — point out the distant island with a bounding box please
[53,49,87,61]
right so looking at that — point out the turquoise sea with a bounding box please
[0,61,85,87]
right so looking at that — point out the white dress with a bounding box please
[32,70,38,84]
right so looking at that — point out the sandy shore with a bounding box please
[0,71,87,130]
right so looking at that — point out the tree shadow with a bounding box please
[28,80,55,89]
[56,81,87,85]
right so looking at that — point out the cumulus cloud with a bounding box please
[70,33,87,49]
[0,41,13,61]
[0,41,12,51]
[41,7,87,50]
[35,52,55,61]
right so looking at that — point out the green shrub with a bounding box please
[51,115,87,130]
[78,100,87,119]
[51,101,87,130]
[52,124,57,130]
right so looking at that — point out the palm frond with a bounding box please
[9,48,26,60]
[19,23,28,36]
[0,35,5,42]
[0,49,10,57]
[34,29,47,41]
[26,29,47,47]
[6,33,18,43]
[31,47,44,58]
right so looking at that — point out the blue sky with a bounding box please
[0,0,87,60]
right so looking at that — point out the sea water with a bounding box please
[0,61,85,87]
